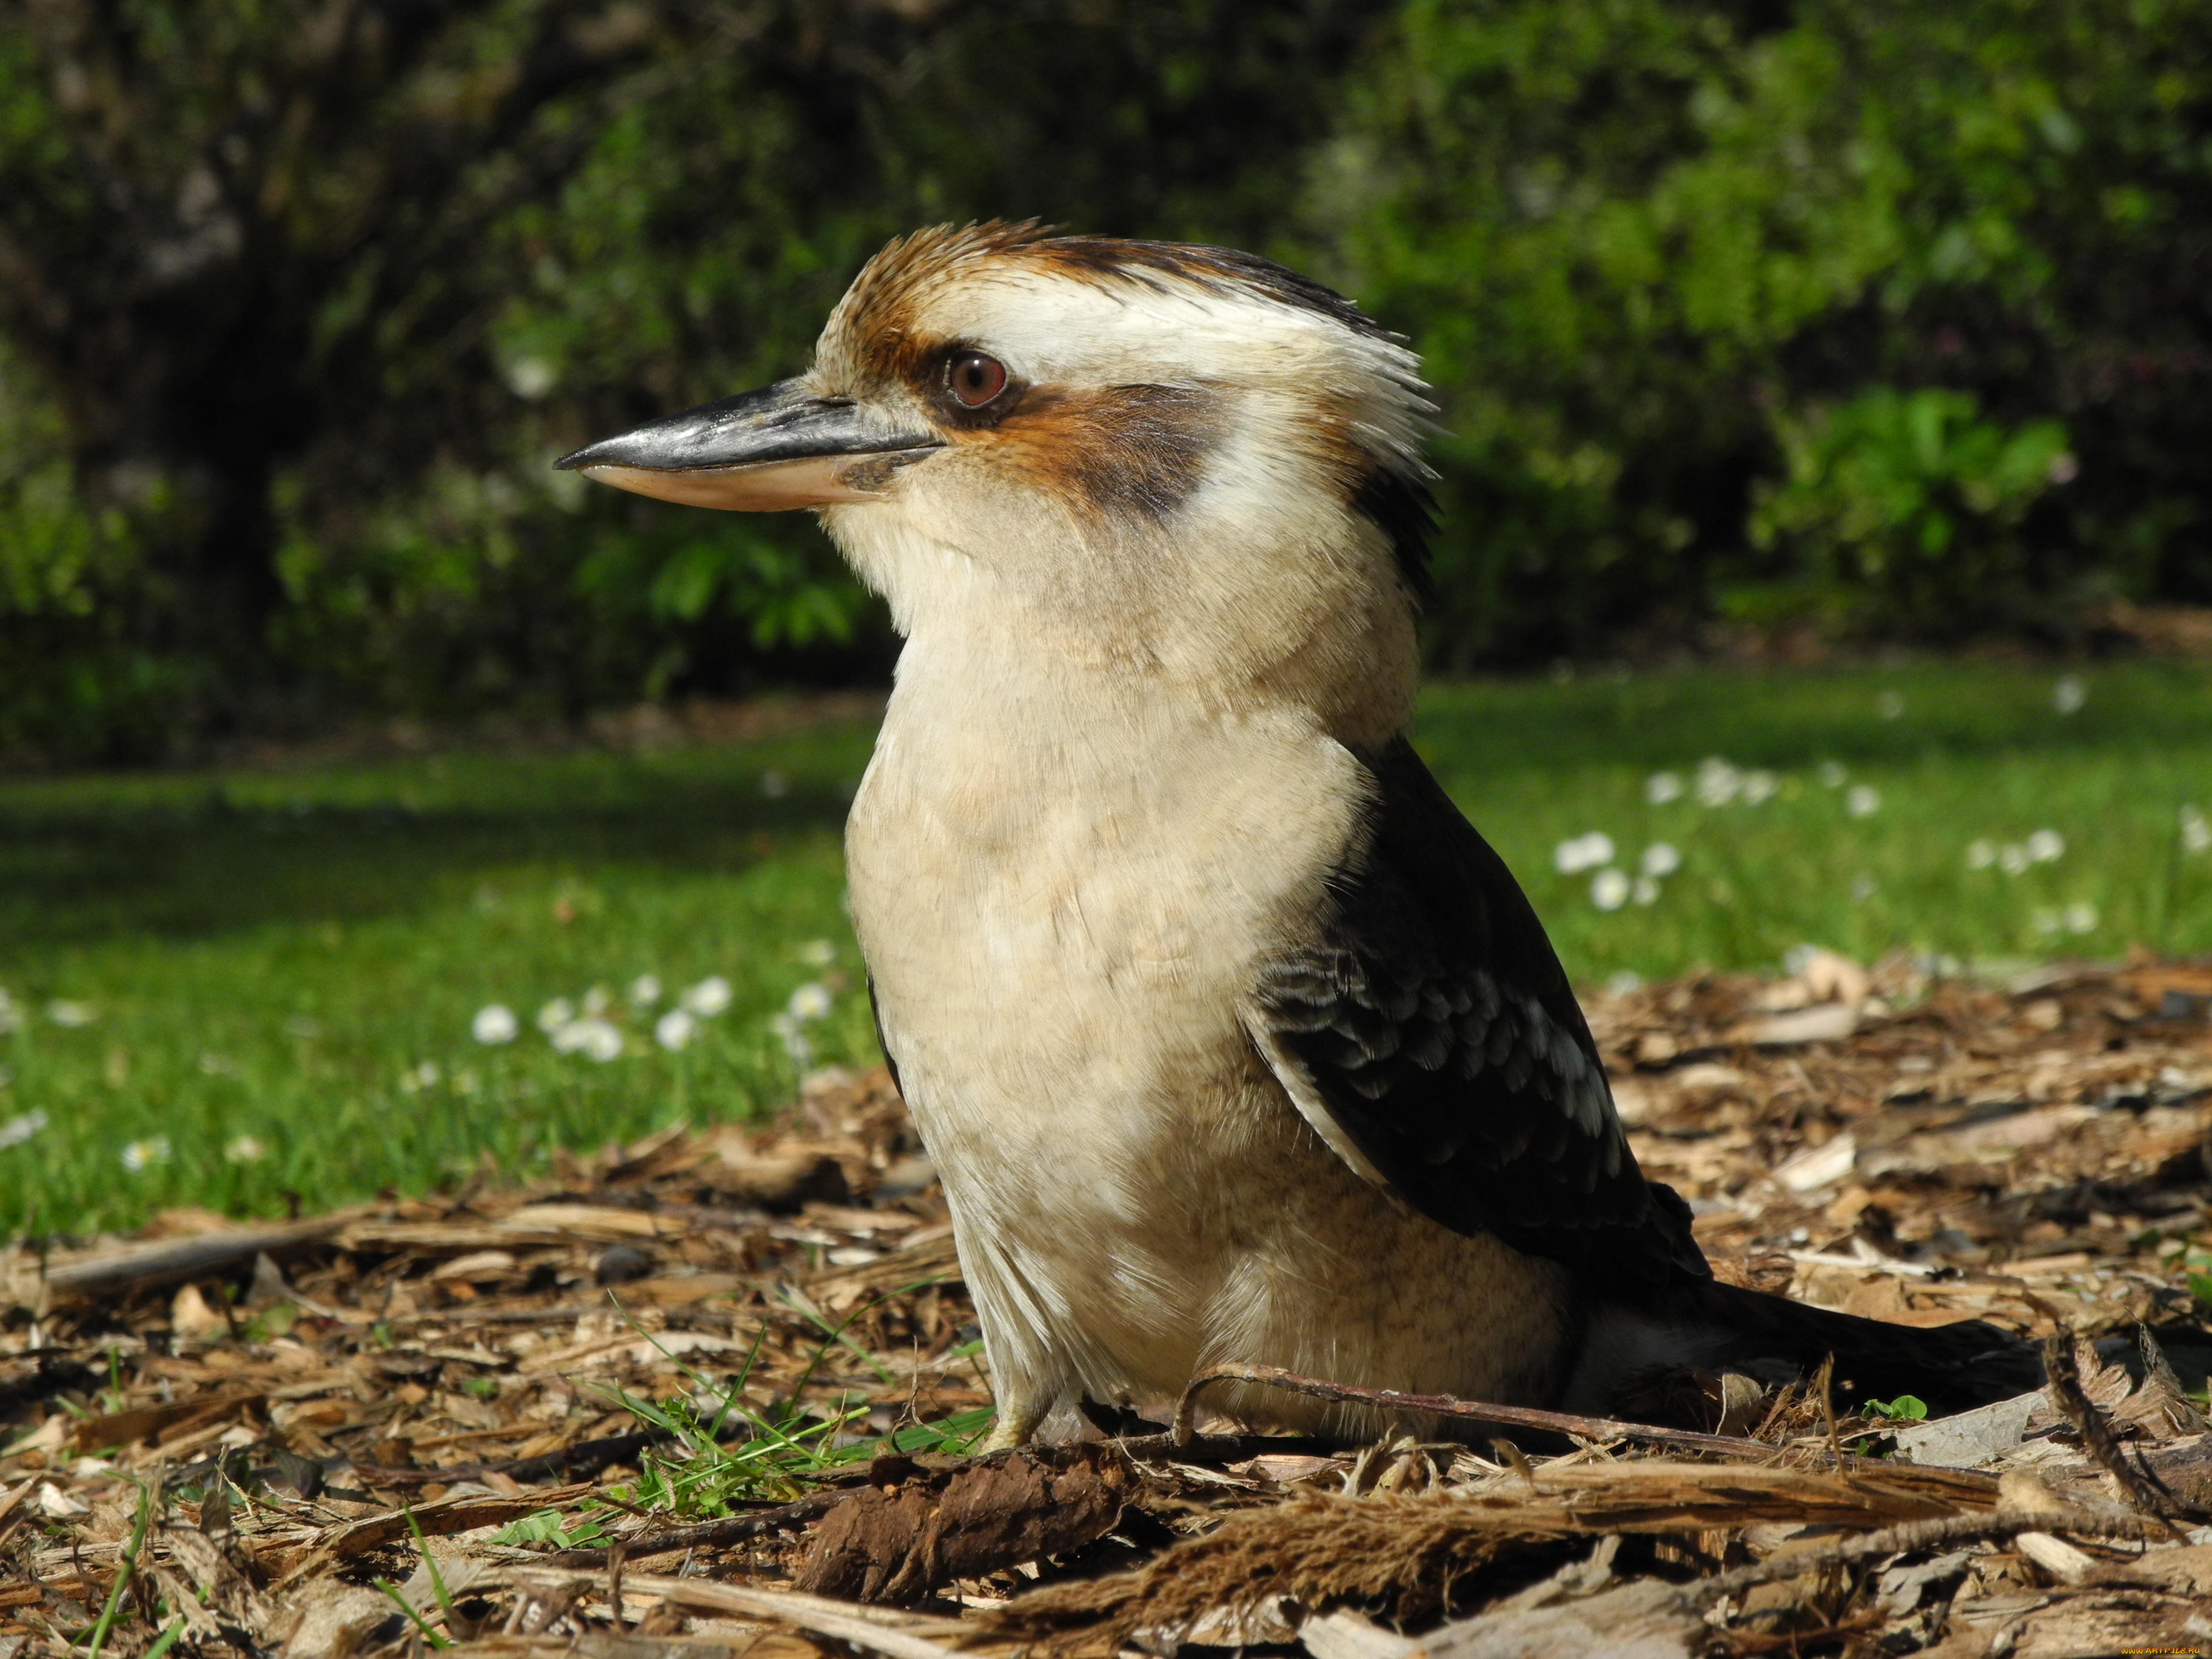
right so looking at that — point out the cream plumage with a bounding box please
[561,223,2039,1446]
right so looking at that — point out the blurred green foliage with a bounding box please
[1751,388,2072,627]
[1334,0,2212,659]
[0,0,2208,757]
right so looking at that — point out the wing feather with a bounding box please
[1246,739,1705,1284]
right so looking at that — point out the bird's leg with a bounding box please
[976,1395,1048,1452]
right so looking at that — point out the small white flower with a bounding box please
[1876,691,1905,720]
[771,1011,813,1065]
[1553,832,1616,874]
[761,769,790,799]
[1604,970,1644,996]
[582,985,611,1016]
[682,976,733,1016]
[787,982,833,1021]
[505,356,558,399]
[1694,757,1741,807]
[46,1000,94,1028]
[121,1136,172,1173]
[1590,869,1632,911]
[399,1061,440,1093]
[2025,829,2066,863]
[1631,875,1660,906]
[1816,761,1848,789]
[536,997,575,1033]
[2030,905,2063,937]
[472,1004,519,1044]
[2000,843,2031,876]
[799,939,837,968]
[1966,840,1997,870]
[224,1134,267,1164]
[0,1110,49,1150]
[557,1018,623,1062]
[655,1008,697,1051]
[1640,843,1681,878]
[1740,769,1778,805]
[2063,901,2098,934]
[1845,785,1881,818]
[1851,874,1878,903]
[628,974,663,1007]
[2179,805,2209,854]
[2052,675,2086,715]
[1644,771,1683,805]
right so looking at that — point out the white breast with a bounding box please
[845,617,1574,1435]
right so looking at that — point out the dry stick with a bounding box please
[39,1216,352,1301]
[541,1486,855,1569]
[1813,1354,1843,1470]
[1693,1504,2165,1604]
[2041,1332,2194,1535]
[517,1572,970,1659]
[1173,1363,1777,1459]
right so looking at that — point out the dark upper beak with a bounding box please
[554,378,942,511]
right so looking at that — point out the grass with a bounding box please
[3,659,2210,1236]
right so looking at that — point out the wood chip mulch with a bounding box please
[3,950,2210,1658]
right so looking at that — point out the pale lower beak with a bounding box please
[555,380,941,511]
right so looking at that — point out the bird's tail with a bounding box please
[1577,1276,2044,1420]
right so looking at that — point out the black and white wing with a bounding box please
[1245,739,1706,1285]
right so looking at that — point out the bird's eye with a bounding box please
[948,353,1008,407]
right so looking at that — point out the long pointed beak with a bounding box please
[555,379,942,511]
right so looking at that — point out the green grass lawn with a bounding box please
[4,660,2210,1237]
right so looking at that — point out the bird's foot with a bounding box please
[976,1401,1045,1452]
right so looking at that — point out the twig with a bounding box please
[1172,1363,1778,1458]
[2041,1332,2194,1535]
[41,1216,352,1300]
[540,1486,855,1568]
[0,1473,39,1530]
[351,1426,666,1487]
[1694,1503,2164,1603]
[541,1572,970,1659]
[507,1564,970,1656]
[1814,1355,1842,1469]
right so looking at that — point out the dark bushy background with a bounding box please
[2,0,2207,759]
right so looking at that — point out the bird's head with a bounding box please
[560,223,1434,726]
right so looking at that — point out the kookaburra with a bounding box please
[561,223,2037,1445]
